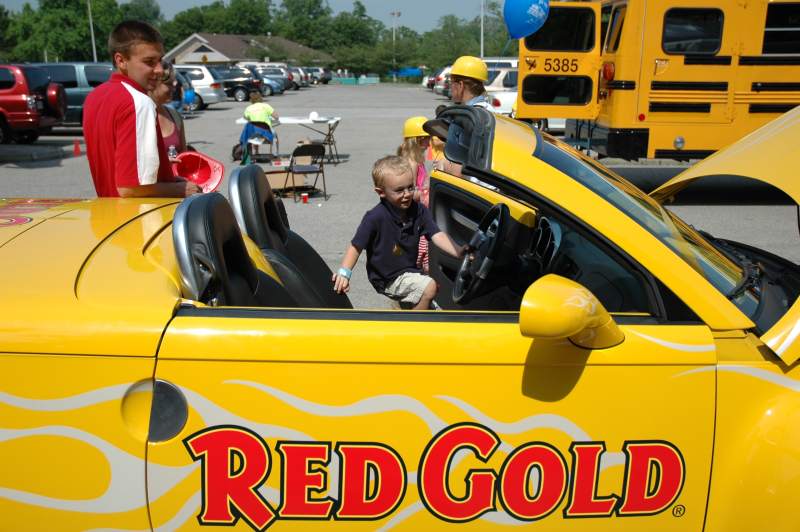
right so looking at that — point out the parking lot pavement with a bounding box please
[0,84,798,309]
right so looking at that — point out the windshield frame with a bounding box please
[535,135,754,310]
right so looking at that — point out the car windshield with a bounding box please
[536,135,756,312]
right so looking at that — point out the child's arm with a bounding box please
[431,232,467,258]
[332,244,362,294]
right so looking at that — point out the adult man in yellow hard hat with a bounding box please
[449,55,491,109]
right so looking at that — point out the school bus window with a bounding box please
[662,8,724,55]
[522,76,593,105]
[763,3,800,54]
[525,7,596,52]
[601,5,613,47]
[606,6,627,53]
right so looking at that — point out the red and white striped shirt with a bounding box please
[84,73,175,197]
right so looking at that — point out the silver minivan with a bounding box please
[173,65,227,110]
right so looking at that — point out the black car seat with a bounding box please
[173,193,324,308]
[229,165,353,309]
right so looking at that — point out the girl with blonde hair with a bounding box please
[398,116,432,272]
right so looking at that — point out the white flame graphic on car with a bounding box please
[0,379,633,528]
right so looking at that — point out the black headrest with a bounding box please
[173,193,259,306]
[229,165,289,253]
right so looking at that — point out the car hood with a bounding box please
[651,106,800,203]
[651,106,800,364]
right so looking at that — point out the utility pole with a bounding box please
[480,0,485,58]
[87,0,98,62]
[390,10,401,82]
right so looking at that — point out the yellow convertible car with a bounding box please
[2,105,800,531]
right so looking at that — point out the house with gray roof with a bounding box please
[165,32,334,65]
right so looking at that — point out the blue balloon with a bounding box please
[504,0,550,39]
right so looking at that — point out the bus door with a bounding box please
[637,2,734,147]
[516,1,603,121]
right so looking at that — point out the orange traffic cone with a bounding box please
[73,139,81,156]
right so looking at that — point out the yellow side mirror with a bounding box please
[519,274,624,350]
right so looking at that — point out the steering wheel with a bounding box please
[453,203,510,304]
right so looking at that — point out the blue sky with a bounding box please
[3,0,486,33]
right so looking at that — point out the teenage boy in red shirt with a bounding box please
[84,20,200,198]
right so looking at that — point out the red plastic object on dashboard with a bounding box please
[171,151,224,193]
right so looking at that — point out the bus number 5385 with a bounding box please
[543,58,579,72]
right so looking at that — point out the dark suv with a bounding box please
[34,63,113,126]
[0,65,66,143]
[210,67,260,102]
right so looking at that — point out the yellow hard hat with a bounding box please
[450,55,489,82]
[403,116,430,138]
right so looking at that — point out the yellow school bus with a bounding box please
[516,0,800,160]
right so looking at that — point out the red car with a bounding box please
[0,64,66,144]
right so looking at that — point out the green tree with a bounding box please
[160,0,272,50]
[328,1,381,49]
[9,0,123,62]
[417,15,480,71]
[119,0,162,26]
[0,6,13,60]
[160,2,228,51]
[273,0,333,49]
[225,0,271,35]
[468,1,517,57]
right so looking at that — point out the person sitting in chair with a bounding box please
[240,92,279,163]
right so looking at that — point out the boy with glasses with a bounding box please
[333,155,464,310]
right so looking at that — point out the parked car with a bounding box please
[259,75,284,97]
[239,65,285,95]
[485,68,518,93]
[0,64,66,143]
[489,90,517,115]
[483,57,519,69]
[173,65,226,110]
[257,66,293,91]
[427,67,443,89]
[34,62,112,127]
[303,66,331,84]
[442,73,452,99]
[288,67,309,88]
[3,106,800,531]
[433,65,451,95]
[210,66,260,102]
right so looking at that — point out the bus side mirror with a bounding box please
[519,274,624,350]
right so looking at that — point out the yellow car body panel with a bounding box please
[151,315,716,530]
[651,106,800,364]
[0,198,181,357]
[1,107,799,530]
[0,354,155,531]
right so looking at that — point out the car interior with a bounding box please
[173,106,687,320]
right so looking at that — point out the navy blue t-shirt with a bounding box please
[351,199,441,292]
